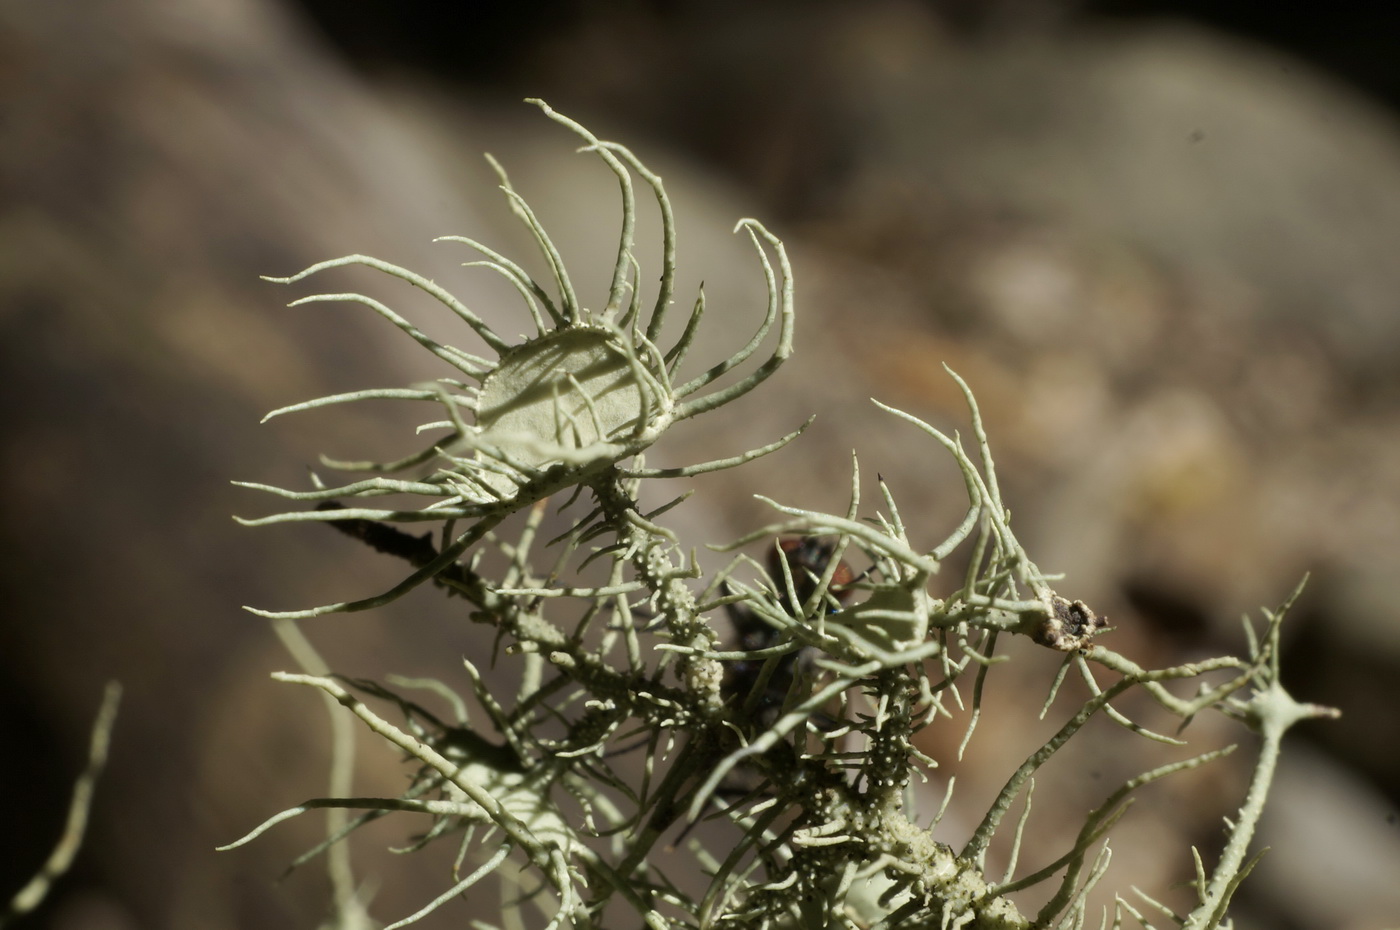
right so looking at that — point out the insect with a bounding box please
[768,536,857,618]
[724,537,860,725]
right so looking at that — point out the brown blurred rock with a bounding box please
[0,0,523,925]
[4,1,1398,929]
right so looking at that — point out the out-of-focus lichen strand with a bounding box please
[229,100,1338,930]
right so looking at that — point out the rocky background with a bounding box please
[2,2,1398,928]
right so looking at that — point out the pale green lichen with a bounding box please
[230,101,1338,930]
[3,682,122,928]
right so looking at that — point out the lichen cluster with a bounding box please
[229,101,1336,930]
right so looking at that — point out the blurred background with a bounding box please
[3,1,1398,928]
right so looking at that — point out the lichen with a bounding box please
[229,100,1337,930]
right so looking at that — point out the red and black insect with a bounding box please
[768,536,857,618]
[724,537,859,725]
